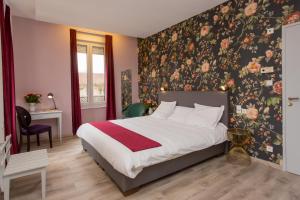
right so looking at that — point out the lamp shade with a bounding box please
[47,93,54,99]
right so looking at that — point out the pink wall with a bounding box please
[12,16,139,138]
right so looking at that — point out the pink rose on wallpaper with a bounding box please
[273,81,282,95]
[160,54,167,65]
[192,72,197,78]
[172,32,178,42]
[201,62,210,73]
[285,11,300,24]
[247,58,261,73]
[265,50,273,59]
[221,38,230,49]
[244,2,257,17]
[184,84,192,91]
[143,56,148,62]
[143,86,148,93]
[146,99,152,104]
[246,107,259,120]
[200,25,210,37]
[227,79,235,88]
[243,36,253,45]
[151,69,156,78]
[151,45,157,52]
[221,5,230,14]
[213,15,219,22]
[188,42,195,51]
[229,21,235,29]
[230,117,235,123]
[186,59,193,66]
[171,69,180,81]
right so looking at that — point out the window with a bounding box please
[77,41,105,108]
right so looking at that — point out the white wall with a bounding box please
[12,17,139,138]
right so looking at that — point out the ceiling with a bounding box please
[8,0,227,38]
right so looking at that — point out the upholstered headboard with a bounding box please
[158,91,228,126]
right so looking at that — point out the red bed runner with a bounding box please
[89,121,161,152]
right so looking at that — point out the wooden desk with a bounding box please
[30,110,63,144]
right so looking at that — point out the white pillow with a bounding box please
[186,104,224,129]
[194,103,224,125]
[168,106,194,123]
[151,101,176,119]
[195,103,225,127]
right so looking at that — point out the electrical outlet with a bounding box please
[264,80,273,86]
[236,105,242,114]
[261,67,274,74]
[266,145,273,153]
[267,28,274,35]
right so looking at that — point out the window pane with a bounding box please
[77,44,88,104]
[92,46,105,103]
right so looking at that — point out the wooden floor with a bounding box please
[1,137,300,200]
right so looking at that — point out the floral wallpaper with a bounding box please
[121,69,132,110]
[138,0,300,164]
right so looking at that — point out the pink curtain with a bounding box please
[70,29,82,134]
[0,2,18,154]
[105,35,116,120]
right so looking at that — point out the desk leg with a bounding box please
[41,169,46,200]
[58,116,62,144]
[3,178,10,200]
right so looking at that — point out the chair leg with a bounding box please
[37,134,40,146]
[41,169,46,200]
[19,134,23,148]
[49,129,53,148]
[0,176,3,192]
[27,135,30,152]
[3,178,10,200]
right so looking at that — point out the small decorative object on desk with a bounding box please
[227,128,251,166]
[24,93,42,112]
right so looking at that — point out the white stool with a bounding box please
[0,135,48,200]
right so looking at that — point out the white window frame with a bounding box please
[77,40,106,109]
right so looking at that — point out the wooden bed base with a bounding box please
[81,139,229,195]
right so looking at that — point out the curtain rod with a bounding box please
[76,31,105,37]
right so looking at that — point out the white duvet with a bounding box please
[77,116,227,178]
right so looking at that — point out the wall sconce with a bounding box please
[160,87,168,93]
[47,92,57,110]
[219,85,228,91]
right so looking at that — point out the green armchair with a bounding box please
[122,103,148,118]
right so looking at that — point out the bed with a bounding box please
[77,91,229,195]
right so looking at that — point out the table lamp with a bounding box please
[47,93,57,110]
